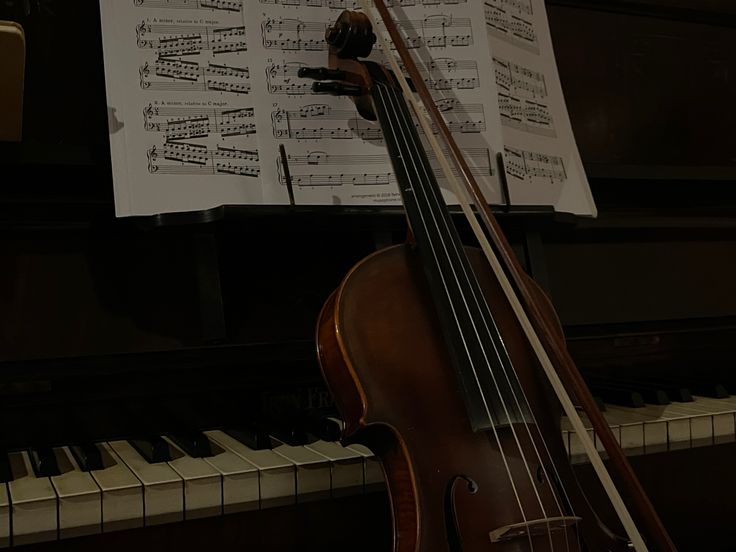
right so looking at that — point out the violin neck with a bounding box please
[370,79,531,431]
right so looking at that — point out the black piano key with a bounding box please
[303,416,342,442]
[592,396,606,412]
[225,426,273,450]
[688,382,729,399]
[586,384,644,408]
[620,378,692,403]
[29,447,61,477]
[267,420,310,446]
[641,388,670,405]
[168,431,213,458]
[128,437,172,463]
[588,376,670,406]
[70,443,104,472]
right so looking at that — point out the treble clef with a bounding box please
[136,20,149,48]
[146,145,158,174]
[139,62,151,89]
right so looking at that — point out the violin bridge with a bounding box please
[489,516,582,543]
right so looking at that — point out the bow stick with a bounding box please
[361,1,677,550]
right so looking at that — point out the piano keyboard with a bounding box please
[0,431,385,547]
[562,394,736,463]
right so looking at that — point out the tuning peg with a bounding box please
[311,81,363,97]
[297,67,346,81]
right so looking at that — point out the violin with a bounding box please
[310,7,677,552]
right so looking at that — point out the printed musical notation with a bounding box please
[493,56,546,99]
[484,0,538,53]
[272,105,382,140]
[493,57,553,136]
[143,104,256,140]
[489,0,532,17]
[503,146,566,185]
[406,58,480,90]
[139,59,250,93]
[265,62,315,95]
[136,22,246,57]
[259,0,467,7]
[264,58,480,95]
[271,102,485,140]
[133,0,243,12]
[147,142,260,176]
[277,148,492,187]
[497,94,553,136]
[262,15,472,52]
[390,15,474,49]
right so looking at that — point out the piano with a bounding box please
[1,0,735,551]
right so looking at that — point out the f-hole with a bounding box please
[444,475,479,552]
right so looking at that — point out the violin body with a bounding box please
[317,243,627,552]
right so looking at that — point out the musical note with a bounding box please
[398,14,474,49]
[503,146,566,185]
[136,22,246,56]
[139,60,250,93]
[262,16,472,51]
[265,62,314,94]
[400,57,480,90]
[277,148,492,187]
[147,142,260,176]
[271,102,486,140]
[143,105,256,140]
[259,0,467,7]
[484,0,538,53]
[492,56,553,136]
[133,0,243,12]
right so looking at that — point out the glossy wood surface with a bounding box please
[318,244,628,551]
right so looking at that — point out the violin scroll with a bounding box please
[298,10,383,120]
[325,10,375,60]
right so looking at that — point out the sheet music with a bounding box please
[99,0,594,216]
[244,0,503,205]
[484,0,596,215]
[99,0,263,216]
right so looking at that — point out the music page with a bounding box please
[484,0,596,215]
[99,0,263,216]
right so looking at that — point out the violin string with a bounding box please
[385,78,584,550]
[376,82,540,551]
[361,11,581,548]
[386,78,583,550]
[383,83,565,551]
[382,81,584,550]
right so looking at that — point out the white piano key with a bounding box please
[305,441,364,497]
[108,440,183,525]
[201,439,259,514]
[712,412,736,444]
[7,451,57,545]
[271,442,331,502]
[0,483,9,548]
[90,443,144,532]
[205,430,295,508]
[162,436,221,519]
[50,447,101,539]
[665,417,691,450]
[563,392,736,461]
[560,413,595,464]
[560,430,571,460]
[603,406,665,454]
[669,397,736,445]
[345,444,384,490]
